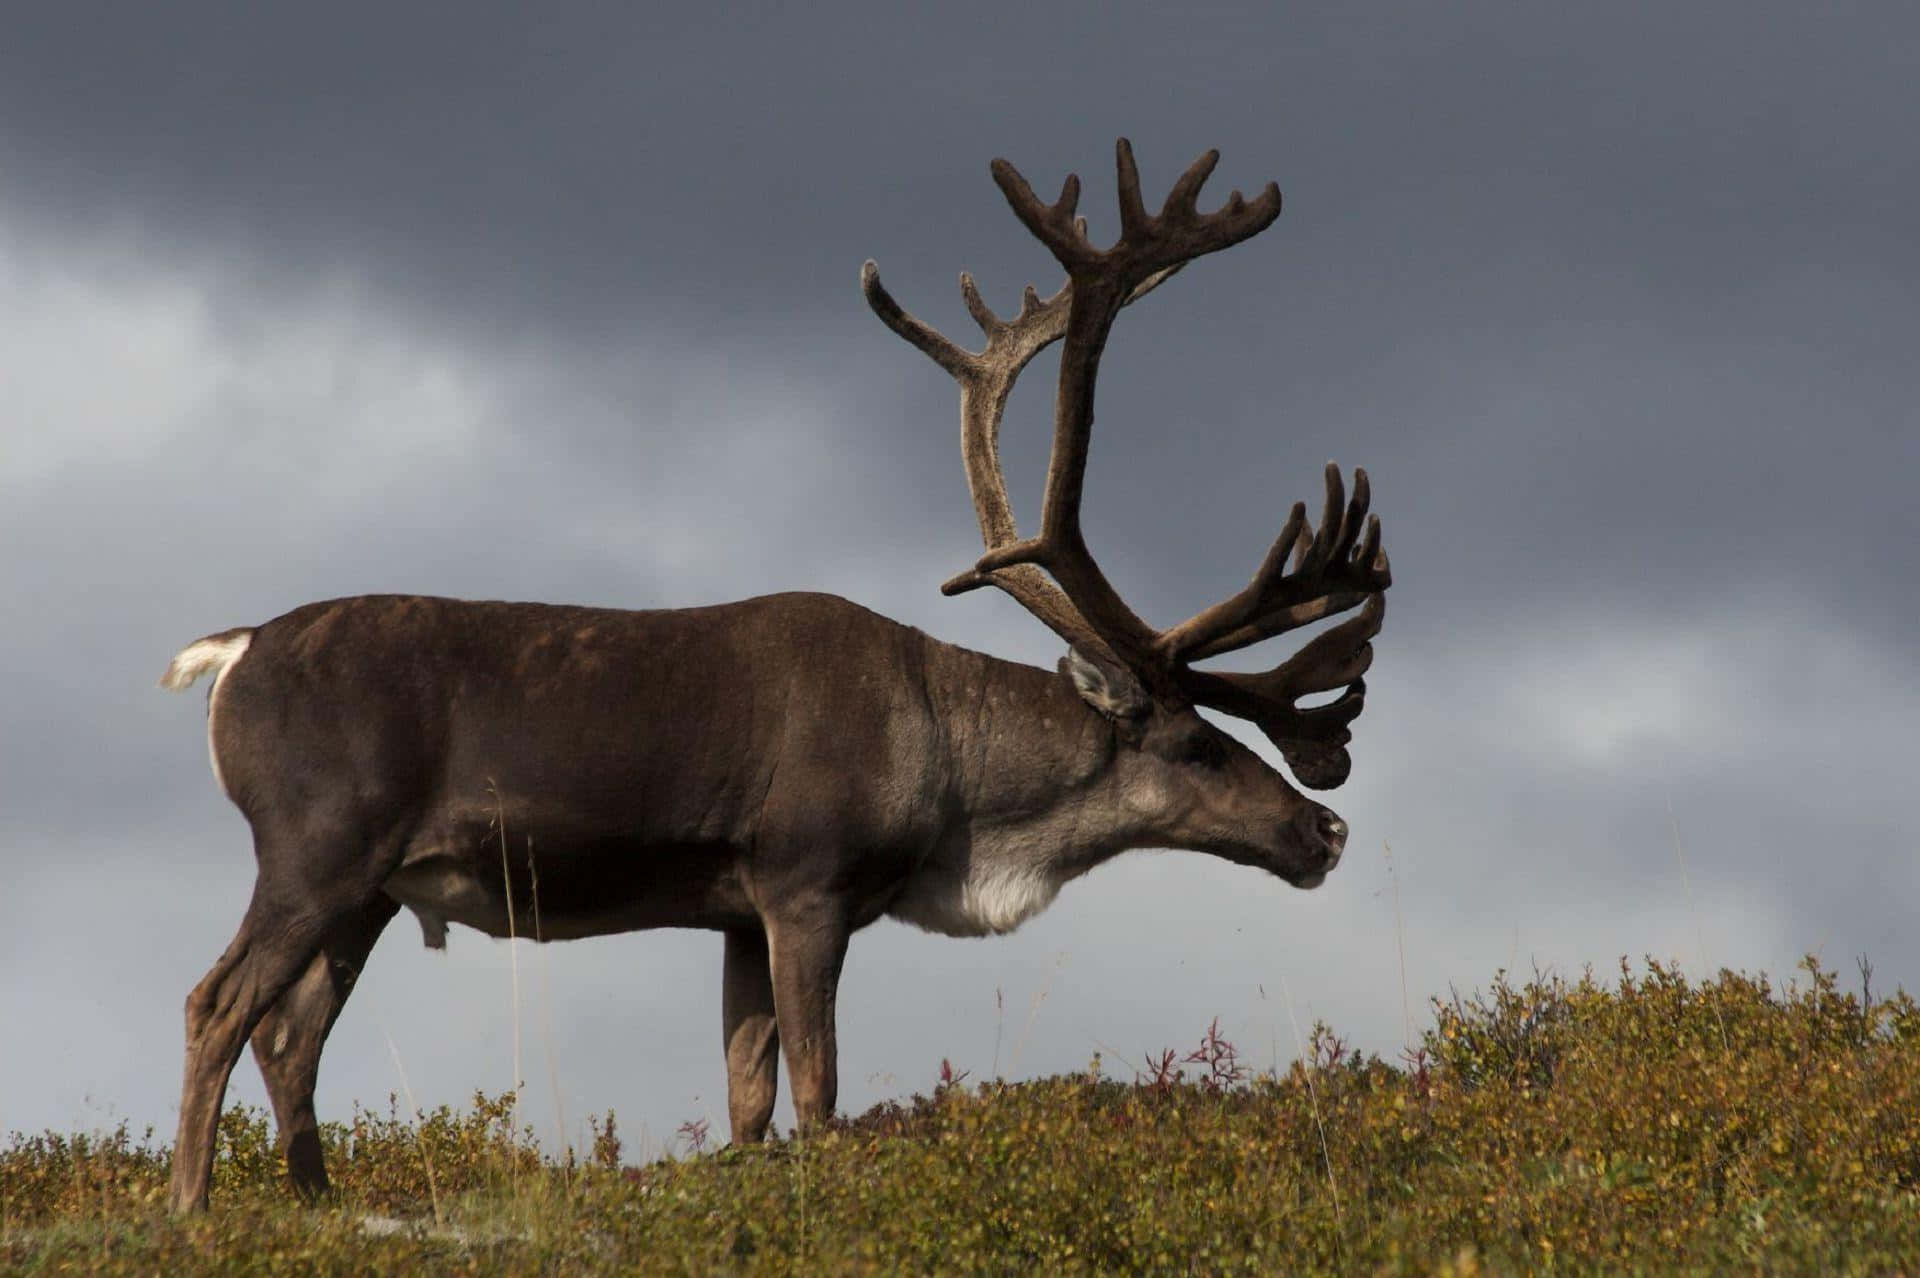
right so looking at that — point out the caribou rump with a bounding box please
[160,140,1391,1211]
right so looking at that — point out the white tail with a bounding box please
[160,630,254,691]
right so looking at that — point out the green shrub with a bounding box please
[5,958,1917,1273]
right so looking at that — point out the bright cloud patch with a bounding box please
[0,218,500,498]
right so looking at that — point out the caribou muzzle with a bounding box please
[1279,805,1349,890]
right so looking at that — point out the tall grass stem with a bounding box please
[490,782,523,1143]
[382,1028,444,1228]
[1667,792,1731,1054]
[1280,975,1342,1247]
[528,835,570,1168]
[1384,840,1413,1051]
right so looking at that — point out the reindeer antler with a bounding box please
[859,254,1179,667]
[864,140,1390,789]
[963,141,1284,673]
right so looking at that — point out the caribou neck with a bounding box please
[885,636,1161,938]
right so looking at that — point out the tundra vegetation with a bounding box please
[9,959,1919,1274]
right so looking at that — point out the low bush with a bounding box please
[5,957,1917,1273]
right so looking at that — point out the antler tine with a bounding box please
[1176,593,1387,790]
[1185,590,1372,664]
[1114,138,1151,240]
[1301,463,1347,576]
[958,272,1001,338]
[1161,148,1220,221]
[991,159,1094,273]
[860,261,974,379]
[1213,592,1383,702]
[1154,500,1307,662]
[1156,463,1389,664]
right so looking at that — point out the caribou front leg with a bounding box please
[765,906,850,1134]
[721,927,780,1143]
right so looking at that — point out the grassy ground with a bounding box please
[6,958,1919,1274]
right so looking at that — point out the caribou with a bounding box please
[160,140,1391,1211]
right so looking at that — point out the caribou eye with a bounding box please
[1179,732,1226,768]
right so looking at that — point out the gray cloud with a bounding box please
[4,2,1915,1150]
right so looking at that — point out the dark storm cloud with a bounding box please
[7,1,1910,629]
[3,2,1915,1144]
[5,4,1913,341]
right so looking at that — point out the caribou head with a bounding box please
[863,138,1389,892]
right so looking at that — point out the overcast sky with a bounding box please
[4,2,1916,1157]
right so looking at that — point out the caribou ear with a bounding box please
[1060,648,1151,722]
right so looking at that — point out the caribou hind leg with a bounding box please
[247,896,399,1198]
[169,898,335,1212]
[169,815,392,1214]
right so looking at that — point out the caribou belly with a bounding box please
[382,858,504,948]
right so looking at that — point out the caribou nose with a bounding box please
[1320,814,1348,861]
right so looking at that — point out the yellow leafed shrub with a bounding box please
[4,957,1918,1273]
